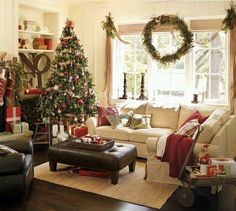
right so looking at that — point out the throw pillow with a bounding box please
[97,106,119,126]
[0,145,17,155]
[197,107,230,144]
[129,114,151,129]
[180,110,208,128]
[124,111,134,127]
[177,119,200,137]
[106,115,122,129]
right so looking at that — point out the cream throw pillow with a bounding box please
[197,107,230,144]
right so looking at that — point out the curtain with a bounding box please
[103,36,112,105]
[229,27,236,114]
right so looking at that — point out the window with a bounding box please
[149,32,185,102]
[192,31,227,104]
[113,22,228,105]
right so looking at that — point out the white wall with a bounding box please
[69,0,231,92]
[0,0,18,58]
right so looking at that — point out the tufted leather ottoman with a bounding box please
[48,140,137,184]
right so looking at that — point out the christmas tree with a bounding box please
[40,19,97,123]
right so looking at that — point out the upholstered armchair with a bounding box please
[0,140,34,197]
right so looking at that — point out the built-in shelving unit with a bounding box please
[19,29,53,36]
[18,48,54,53]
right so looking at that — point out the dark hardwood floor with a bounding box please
[0,145,235,211]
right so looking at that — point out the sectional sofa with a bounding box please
[86,102,235,157]
[85,101,236,184]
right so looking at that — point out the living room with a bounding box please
[0,0,236,210]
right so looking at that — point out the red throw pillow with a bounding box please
[97,106,119,126]
[180,111,208,128]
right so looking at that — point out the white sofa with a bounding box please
[86,102,235,156]
[86,102,236,184]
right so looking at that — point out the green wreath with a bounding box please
[143,15,193,65]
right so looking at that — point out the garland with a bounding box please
[101,13,129,44]
[222,1,236,32]
[143,15,193,65]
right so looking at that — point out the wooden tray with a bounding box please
[68,138,114,151]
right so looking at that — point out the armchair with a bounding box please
[0,140,34,197]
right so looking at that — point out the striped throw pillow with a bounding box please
[177,119,200,137]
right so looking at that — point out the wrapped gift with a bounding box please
[68,124,77,135]
[5,106,21,131]
[210,158,236,176]
[11,122,29,134]
[72,126,88,138]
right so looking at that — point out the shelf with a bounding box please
[19,30,53,36]
[18,48,53,53]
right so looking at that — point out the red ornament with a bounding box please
[64,71,69,77]
[62,103,67,109]
[77,99,84,105]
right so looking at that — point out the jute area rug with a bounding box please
[34,162,178,209]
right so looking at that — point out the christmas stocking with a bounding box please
[0,69,7,106]
[5,70,15,99]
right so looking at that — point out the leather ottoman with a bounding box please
[48,140,137,184]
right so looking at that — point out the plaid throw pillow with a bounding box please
[177,119,200,137]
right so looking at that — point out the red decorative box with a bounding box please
[79,169,109,178]
[72,126,88,138]
[5,106,21,131]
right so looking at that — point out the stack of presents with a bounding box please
[0,58,30,135]
[5,106,29,134]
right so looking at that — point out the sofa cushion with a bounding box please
[197,107,230,144]
[95,126,133,141]
[178,105,216,129]
[129,128,175,143]
[146,105,180,130]
[119,102,147,114]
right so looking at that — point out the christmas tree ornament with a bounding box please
[0,68,7,106]
[54,85,59,90]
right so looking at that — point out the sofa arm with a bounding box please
[0,153,25,175]
[0,140,33,155]
[85,116,98,135]
[146,137,158,154]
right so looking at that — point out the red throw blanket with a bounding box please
[161,134,193,178]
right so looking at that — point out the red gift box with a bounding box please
[72,126,88,138]
[79,169,109,178]
[5,106,21,131]
[68,124,77,135]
